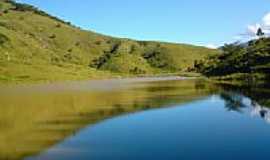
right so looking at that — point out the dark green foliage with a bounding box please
[143,49,169,69]
[195,37,270,79]
[130,67,146,74]
[141,44,175,70]
[95,40,102,45]
[3,9,8,13]
[0,21,7,28]
[220,92,246,112]
[75,41,80,46]
[55,23,61,28]
[90,42,121,69]
[49,34,56,39]
[257,28,265,37]
[0,33,9,45]
[0,2,8,14]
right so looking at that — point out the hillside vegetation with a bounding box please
[195,36,270,81]
[0,0,217,83]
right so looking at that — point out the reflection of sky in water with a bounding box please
[250,103,270,123]
[210,95,220,103]
[27,95,270,160]
[218,92,270,124]
[1,79,210,160]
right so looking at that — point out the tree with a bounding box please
[256,28,265,37]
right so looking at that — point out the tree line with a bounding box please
[194,28,270,79]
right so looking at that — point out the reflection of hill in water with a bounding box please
[0,79,210,160]
[214,83,270,123]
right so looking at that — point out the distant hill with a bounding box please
[195,37,270,81]
[0,0,218,83]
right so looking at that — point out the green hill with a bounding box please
[195,37,270,81]
[0,0,217,83]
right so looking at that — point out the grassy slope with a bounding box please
[0,1,218,84]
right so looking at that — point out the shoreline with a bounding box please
[0,76,199,92]
[0,72,201,86]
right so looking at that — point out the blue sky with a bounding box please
[17,0,270,47]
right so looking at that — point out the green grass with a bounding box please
[0,1,218,84]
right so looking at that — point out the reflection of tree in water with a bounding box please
[0,79,213,160]
[219,92,246,112]
[216,82,270,123]
[217,83,270,107]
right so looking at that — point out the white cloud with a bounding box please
[233,35,243,40]
[236,12,270,41]
[247,23,261,36]
[205,44,218,49]
[262,12,270,27]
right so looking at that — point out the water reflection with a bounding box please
[215,83,270,123]
[26,81,270,160]
[1,79,270,160]
[0,79,209,160]
[220,92,246,112]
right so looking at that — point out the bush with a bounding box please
[55,23,61,28]
[0,21,7,28]
[130,67,146,74]
[0,33,9,45]
[75,41,80,46]
[95,41,102,45]
[49,34,56,39]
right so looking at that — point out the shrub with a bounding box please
[130,67,146,74]
[75,41,80,46]
[55,23,61,28]
[0,33,9,45]
[51,56,60,64]
[0,21,7,28]
[49,34,56,39]
[95,41,102,45]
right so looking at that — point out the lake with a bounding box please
[0,78,270,160]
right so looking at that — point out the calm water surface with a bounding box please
[0,78,270,160]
